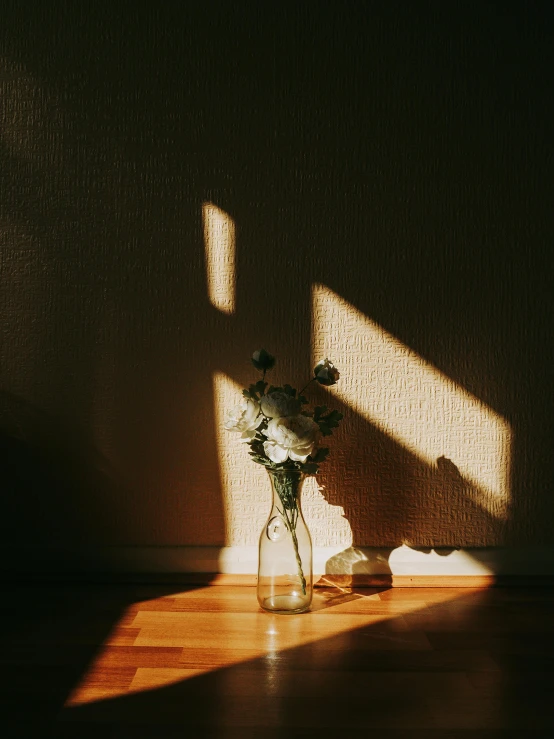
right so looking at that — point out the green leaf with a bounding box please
[301,462,318,475]
[249,438,267,456]
[283,384,296,397]
[298,395,309,405]
[254,380,268,395]
[311,447,329,464]
[249,452,275,468]
[318,409,343,433]
[313,405,328,422]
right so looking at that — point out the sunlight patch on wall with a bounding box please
[212,371,267,545]
[302,478,353,548]
[203,203,236,314]
[312,284,512,519]
[212,371,352,547]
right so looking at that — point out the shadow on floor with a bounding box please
[3,583,552,738]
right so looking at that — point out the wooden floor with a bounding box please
[3,582,554,738]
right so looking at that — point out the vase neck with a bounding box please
[267,469,305,511]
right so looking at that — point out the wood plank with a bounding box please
[1,582,553,734]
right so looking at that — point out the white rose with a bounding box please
[314,358,340,386]
[260,391,301,419]
[263,415,319,463]
[224,399,261,441]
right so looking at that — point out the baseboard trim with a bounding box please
[5,571,554,588]
[5,544,554,582]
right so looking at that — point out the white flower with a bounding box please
[260,391,301,419]
[314,358,340,386]
[263,415,319,463]
[224,399,261,441]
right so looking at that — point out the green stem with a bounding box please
[274,475,307,595]
[298,377,316,397]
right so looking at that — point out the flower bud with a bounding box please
[252,348,276,371]
[314,358,340,386]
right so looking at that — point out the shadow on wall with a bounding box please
[1,3,553,562]
[0,389,135,558]
[319,397,506,577]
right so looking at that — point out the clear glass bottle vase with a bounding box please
[257,468,313,614]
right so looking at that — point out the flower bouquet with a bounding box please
[224,349,343,613]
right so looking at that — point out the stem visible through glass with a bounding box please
[272,472,307,595]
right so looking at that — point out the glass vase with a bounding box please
[257,468,313,614]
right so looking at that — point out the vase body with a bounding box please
[257,469,313,614]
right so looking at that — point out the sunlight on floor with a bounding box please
[64,585,483,705]
[312,284,512,519]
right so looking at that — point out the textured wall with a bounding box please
[1,3,553,563]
